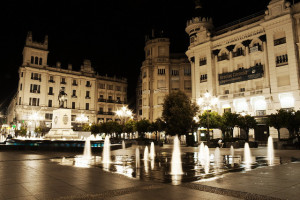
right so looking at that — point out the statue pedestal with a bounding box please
[45,109,78,139]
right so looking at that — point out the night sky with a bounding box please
[1,0,292,111]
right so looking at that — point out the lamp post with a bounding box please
[115,106,133,125]
[29,112,43,137]
[197,91,219,141]
[75,114,89,131]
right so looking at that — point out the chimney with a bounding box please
[56,62,61,68]
[68,64,72,70]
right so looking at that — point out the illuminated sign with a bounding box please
[219,65,263,85]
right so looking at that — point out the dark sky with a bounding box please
[1,0,291,111]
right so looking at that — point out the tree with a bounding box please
[90,124,101,135]
[135,119,151,138]
[82,123,91,132]
[237,115,257,142]
[222,112,239,139]
[162,91,198,139]
[123,120,136,138]
[199,111,222,141]
[267,109,289,141]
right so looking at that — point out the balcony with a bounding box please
[217,54,229,62]
[71,95,77,98]
[274,37,286,46]
[60,81,66,84]
[98,111,114,115]
[107,99,114,103]
[233,92,244,97]
[48,92,54,95]
[85,96,91,99]
[98,98,106,102]
[48,80,55,83]
[30,90,40,93]
[72,83,78,86]
[115,100,122,104]
[31,77,41,81]
[86,84,91,87]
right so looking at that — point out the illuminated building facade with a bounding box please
[7,32,128,130]
[186,0,300,139]
[138,32,192,121]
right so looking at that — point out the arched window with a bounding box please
[35,57,38,64]
[31,56,34,64]
[39,58,42,65]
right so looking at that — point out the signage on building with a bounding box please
[218,65,263,85]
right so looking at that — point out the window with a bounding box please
[225,90,229,94]
[48,100,52,107]
[99,83,105,89]
[31,73,41,81]
[30,84,40,93]
[143,71,147,78]
[240,88,245,92]
[86,103,89,110]
[39,58,42,65]
[123,87,127,92]
[99,107,104,114]
[86,91,90,98]
[171,70,179,76]
[224,108,231,113]
[49,76,54,83]
[29,98,39,106]
[108,108,112,114]
[72,102,75,109]
[20,83,22,91]
[19,97,21,105]
[108,96,113,102]
[116,86,121,91]
[256,110,266,116]
[218,53,229,61]
[99,94,104,99]
[184,66,191,76]
[86,81,91,87]
[35,57,38,64]
[116,96,121,103]
[200,74,207,83]
[72,90,76,97]
[199,57,207,66]
[139,110,142,115]
[48,87,53,95]
[71,115,76,121]
[108,85,113,90]
[45,113,53,120]
[72,79,77,86]
[61,77,66,84]
[31,56,34,64]
[184,80,191,90]
[158,68,166,75]
[276,54,288,66]
[233,47,244,57]
[21,72,23,77]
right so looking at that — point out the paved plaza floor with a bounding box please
[0,146,299,200]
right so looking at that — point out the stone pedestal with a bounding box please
[45,109,78,139]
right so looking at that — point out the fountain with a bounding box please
[198,142,205,166]
[150,142,155,160]
[214,147,221,171]
[122,140,126,150]
[83,137,92,160]
[136,147,140,168]
[230,145,234,157]
[171,135,183,175]
[244,142,252,170]
[267,136,274,166]
[144,146,149,161]
[204,145,210,174]
[102,135,111,164]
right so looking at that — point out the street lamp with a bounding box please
[115,106,133,124]
[29,112,43,137]
[197,91,219,141]
[75,114,89,130]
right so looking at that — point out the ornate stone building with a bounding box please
[185,0,300,140]
[137,32,192,121]
[7,32,127,131]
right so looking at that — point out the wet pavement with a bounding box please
[0,146,299,200]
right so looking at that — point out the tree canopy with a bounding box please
[162,91,198,136]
